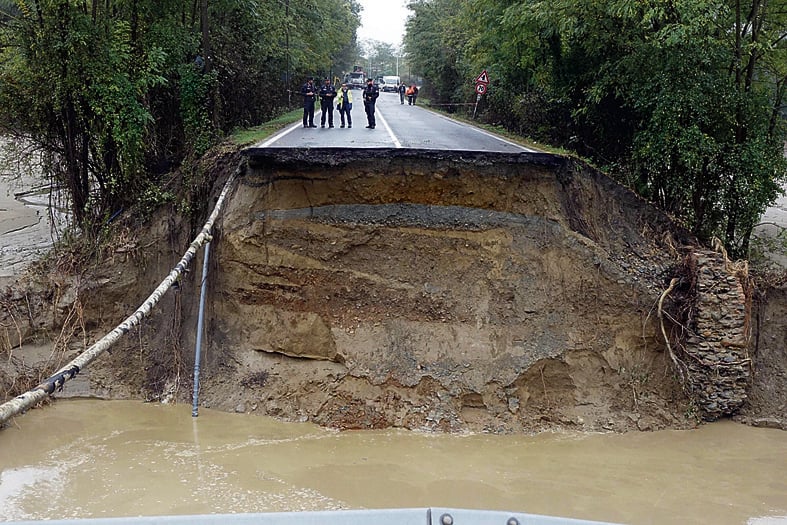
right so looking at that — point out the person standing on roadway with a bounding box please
[363,77,379,129]
[319,78,336,128]
[301,77,317,128]
[407,84,419,105]
[336,83,353,128]
[398,81,406,104]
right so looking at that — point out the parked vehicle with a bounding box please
[382,75,401,92]
[347,71,365,89]
[346,65,366,89]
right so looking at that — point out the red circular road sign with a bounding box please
[475,83,487,95]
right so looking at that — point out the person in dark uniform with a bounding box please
[300,77,317,128]
[398,81,406,104]
[363,77,379,129]
[318,78,337,128]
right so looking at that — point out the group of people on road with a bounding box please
[301,76,416,130]
[398,82,418,105]
[301,77,353,128]
[301,76,376,129]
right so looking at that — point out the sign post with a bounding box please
[473,69,490,119]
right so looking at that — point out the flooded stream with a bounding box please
[0,399,785,524]
[0,147,66,279]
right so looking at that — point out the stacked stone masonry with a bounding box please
[683,250,751,420]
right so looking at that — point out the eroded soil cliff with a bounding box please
[2,147,785,433]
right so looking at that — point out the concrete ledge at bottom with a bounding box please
[4,507,623,525]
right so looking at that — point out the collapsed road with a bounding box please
[182,146,757,432]
[1,110,784,434]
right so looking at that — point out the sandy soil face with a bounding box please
[1,147,785,433]
[192,149,696,433]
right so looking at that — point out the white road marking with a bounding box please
[258,121,302,147]
[470,125,534,151]
[375,109,402,148]
[430,110,536,152]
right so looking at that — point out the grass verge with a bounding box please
[229,109,302,147]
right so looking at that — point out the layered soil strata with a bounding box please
[202,148,694,432]
[2,147,784,433]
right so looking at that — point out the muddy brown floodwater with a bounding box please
[0,399,785,525]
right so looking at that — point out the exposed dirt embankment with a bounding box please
[198,148,694,432]
[3,147,785,433]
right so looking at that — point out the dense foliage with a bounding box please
[0,0,359,231]
[2,0,784,257]
[405,0,787,257]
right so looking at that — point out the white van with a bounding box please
[382,75,401,92]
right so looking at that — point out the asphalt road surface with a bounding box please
[254,90,536,153]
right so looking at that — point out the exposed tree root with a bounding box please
[658,277,688,385]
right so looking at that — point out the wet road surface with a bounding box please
[255,91,535,152]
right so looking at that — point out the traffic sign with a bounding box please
[475,70,490,84]
[475,83,487,95]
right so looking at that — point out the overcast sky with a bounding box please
[356,0,410,48]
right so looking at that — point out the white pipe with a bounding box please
[0,166,241,427]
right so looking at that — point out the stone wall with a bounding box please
[682,250,751,420]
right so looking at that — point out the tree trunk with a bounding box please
[201,0,211,73]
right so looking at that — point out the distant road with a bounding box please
[255,90,536,153]
[753,186,787,268]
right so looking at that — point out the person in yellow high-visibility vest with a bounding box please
[336,83,354,128]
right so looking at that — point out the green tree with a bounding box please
[0,0,167,228]
[285,0,359,79]
[403,0,467,103]
[427,0,787,256]
[0,0,361,233]
[360,40,398,78]
[599,0,787,255]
